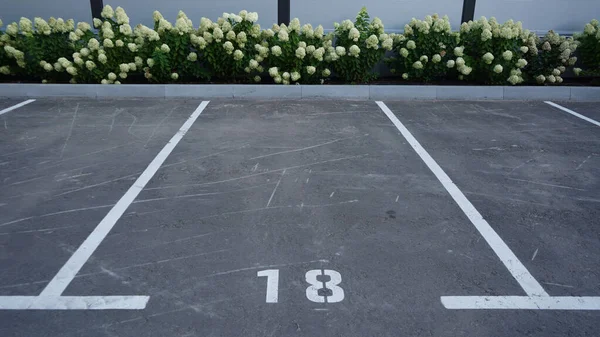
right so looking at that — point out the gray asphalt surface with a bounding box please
[0,97,599,336]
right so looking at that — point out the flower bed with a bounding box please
[0,6,598,86]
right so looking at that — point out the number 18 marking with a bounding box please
[257,269,344,303]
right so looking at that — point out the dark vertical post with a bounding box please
[461,0,476,23]
[90,0,104,19]
[278,0,290,25]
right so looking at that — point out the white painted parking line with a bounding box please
[377,101,600,310]
[545,101,600,127]
[0,101,209,310]
[0,99,35,116]
[441,296,600,310]
[0,296,149,310]
[376,101,548,297]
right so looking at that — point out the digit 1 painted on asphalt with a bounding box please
[305,269,345,303]
[257,269,279,303]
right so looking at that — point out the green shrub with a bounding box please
[197,10,262,81]
[574,19,600,76]
[264,18,329,84]
[386,14,469,82]
[328,7,392,83]
[525,30,577,84]
[460,17,532,85]
[145,10,209,83]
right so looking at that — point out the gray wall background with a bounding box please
[0,0,598,34]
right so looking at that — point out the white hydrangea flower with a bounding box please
[119,72,127,79]
[213,27,224,41]
[115,7,129,24]
[115,39,124,47]
[520,46,529,53]
[341,19,354,31]
[271,45,282,56]
[502,50,513,61]
[6,23,18,36]
[278,29,289,42]
[349,45,360,57]
[507,75,520,85]
[147,58,155,67]
[493,64,503,73]
[406,40,416,50]
[584,23,596,35]
[93,18,102,28]
[119,63,130,73]
[108,72,117,81]
[223,41,234,54]
[313,47,325,61]
[556,76,563,83]
[289,18,301,32]
[233,50,244,61]
[282,72,290,80]
[69,32,79,41]
[306,45,316,54]
[400,48,409,58]
[402,73,409,80]
[447,60,455,68]
[246,12,259,23]
[19,17,33,34]
[413,61,423,69]
[535,75,545,83]
[546,74,556,83]
[296,47,306,59]
[160,44,170,53]
[128,63,137,71]
[171,73,179,80]
[482,52,494,64]
[454,46,464,56]
[185,52,197,62]
[460,66,472,75]
[382,38,393,51]
[432,54,442,63]
[101,79,109,84]
[455,57,465,67]
[542,41,551,51]
[43,63,53,71]
[348,28,360,41]
[268,67,279,77]
[335,46,346,56]
[274,76,282,84]
[568,57,577,66]
[226,30,236,41]
[322,68,331,77]
[573,68,582,76]
[516,59,528,68]
[314,25,324,39]
[101,5,114,18]
[97,53,107,64]
[306,66,316,75]
[290,71,301,82]
[420,55,428,63]
[103,39,114,48]
[74,57,84,65]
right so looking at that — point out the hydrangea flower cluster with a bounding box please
[574,19,600,76]
[0,6,595,86]
[264,18,329,84]
[387,14,468,82]
[331,7,392,83]
[459,16,532,84]
[526,30,578,84]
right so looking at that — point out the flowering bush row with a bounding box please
[0,6,598,85]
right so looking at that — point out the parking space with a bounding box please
[0,97,599,336]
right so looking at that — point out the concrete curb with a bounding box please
[0,84,598,101]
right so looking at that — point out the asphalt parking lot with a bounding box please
[0,97,599,336]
